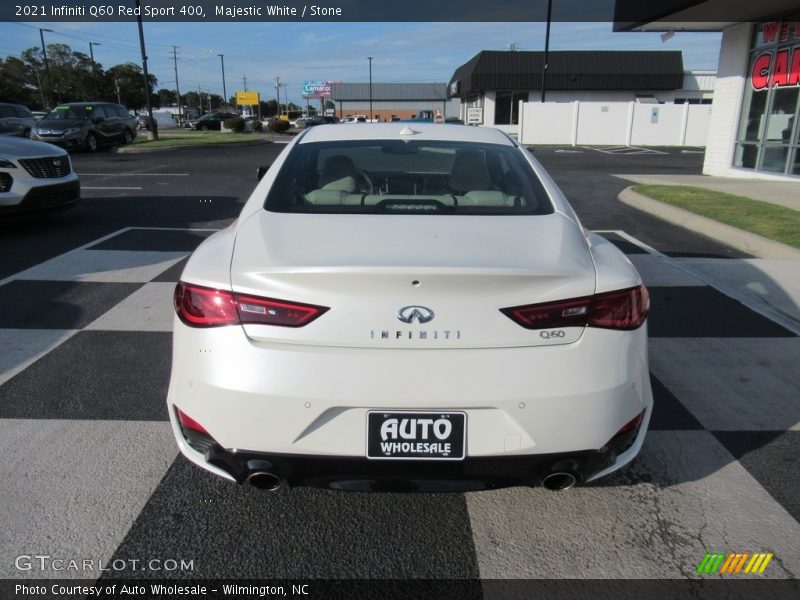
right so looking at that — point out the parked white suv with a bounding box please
[0,136,80,215]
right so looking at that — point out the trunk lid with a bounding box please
[230,212,596,348]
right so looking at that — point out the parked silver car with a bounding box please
[0,136,80,215]
[0,103,36,138]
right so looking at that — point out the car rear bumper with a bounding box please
[179,441,646,491]
[168,321,652,486]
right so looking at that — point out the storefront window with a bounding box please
[764,88,798,142]
[495,91,528,125]
[735,16,800,176]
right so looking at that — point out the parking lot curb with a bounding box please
[114,138,276,154]
[618,186,800,259]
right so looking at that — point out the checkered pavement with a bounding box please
[1,227,798,580]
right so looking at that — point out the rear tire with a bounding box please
[85,133,98,152]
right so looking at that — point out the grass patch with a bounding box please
[633,185,800,249]
[131,130,264,148]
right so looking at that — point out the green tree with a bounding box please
[106,63,157,110]
[0,56,40,108]
[157,88,177,107]
[260,99,278,117]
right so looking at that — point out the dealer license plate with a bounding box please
[366,411,466,460]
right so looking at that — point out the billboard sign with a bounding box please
[303,81,332,98]
[236,91,260,105]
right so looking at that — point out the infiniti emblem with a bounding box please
[397,305,435,324]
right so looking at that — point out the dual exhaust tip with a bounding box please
[245,470,577,492]
[245,471,285,492]
[542,471,578,491]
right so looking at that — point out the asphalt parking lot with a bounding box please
[1,144,798,592]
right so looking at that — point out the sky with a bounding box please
[0,21,723,105]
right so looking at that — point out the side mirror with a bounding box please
[256,164,271,181]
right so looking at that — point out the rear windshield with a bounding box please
[264,139,553,215]
[45,105,92,120]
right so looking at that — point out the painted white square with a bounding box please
[0,329,78,386]
[0,419,177,579]
[13,250,187,283]
[466,431,800,578]
[85,282,176,332]
[681,258,800,325]
[650,337,800,431]
[627,254,706,287]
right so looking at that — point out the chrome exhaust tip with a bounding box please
[542,472,577,491]
[246,471,284,491]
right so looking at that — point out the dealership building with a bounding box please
[616,0,800,179]
[448,50,714,133]
[329,83,460,122]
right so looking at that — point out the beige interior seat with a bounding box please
[318,155,358,192]
[449,149,491,194]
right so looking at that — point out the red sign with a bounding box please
[751,45,800,90]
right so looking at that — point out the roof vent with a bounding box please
[399,125,418,136]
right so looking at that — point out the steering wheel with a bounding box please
[355,169,374,194]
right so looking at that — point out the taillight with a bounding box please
[501,285,649,331]
[174,282,239,326]
[176,407,209,434]
[234,293,329,327]
[589,286,649,330]
[174,282,328,328]
[614,410,645,437]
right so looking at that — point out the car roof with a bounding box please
[53,102,118,107]
[298,123,516,146]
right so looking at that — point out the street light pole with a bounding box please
[89,42,102,96]
[89,41,101,64]
[540,0,553,103]
[39,28,53,108]
[135,0,158,139]
[218,54,227,107]
[367,56,373,122]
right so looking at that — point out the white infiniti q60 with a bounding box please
[167,124,651,492]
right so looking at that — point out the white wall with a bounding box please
[519,103,575,145]
[518,101,711,146]
[703,23,751,176]
[630,104,684,145]
[575,102,630,145]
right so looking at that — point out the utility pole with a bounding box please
[172,45,183,126]
[367,56,373,122]
[218,54,227,107]
[135,0,157,139]
[275,76,281,117]
[540,0,553,103]
[282,83,289,114]
[243,74,247,91]
[39,28,53,108]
